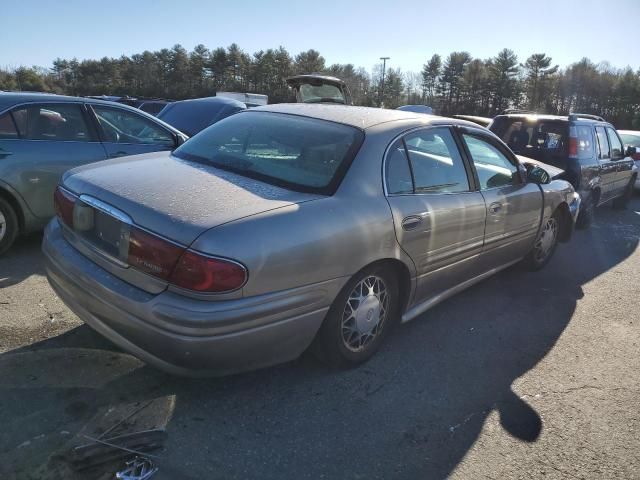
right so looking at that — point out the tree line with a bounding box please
[1,44,638,128]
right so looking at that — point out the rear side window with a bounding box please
[606,128,624,160]
[573,125,595,159]
[0,112,18,139]
[10,104,92,142]
[403,128,470,193]
[385,138,413,194]
[595,127,610,159]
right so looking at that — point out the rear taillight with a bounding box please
[53,186,77,227]
[568,126,578,158]
[169,251,247,293]
[127,227,247,292]
[127,227,184,280]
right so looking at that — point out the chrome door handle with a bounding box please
[489,202,502,214]
[0,151,13,158]
[401,216,423,231]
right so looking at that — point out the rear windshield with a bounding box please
[490,117,569,164]
[173,111,364,194]
[299,83,346,104]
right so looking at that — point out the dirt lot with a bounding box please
[1,198,639,480]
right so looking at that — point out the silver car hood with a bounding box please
[63,151,323,246]
[516,155,564,179]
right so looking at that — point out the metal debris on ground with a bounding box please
[115,457,158,480]
[69,429,167,470]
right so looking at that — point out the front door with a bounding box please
[606,126,634,193]
[458,129,543,270]
[0,102,107,219]
[89,104,177,159]
[384,127,487,304]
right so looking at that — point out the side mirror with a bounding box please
[174,134,186,149]
[527,166,551,184]
[625,145,637,158]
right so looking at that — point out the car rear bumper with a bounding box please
[43,220,342,376]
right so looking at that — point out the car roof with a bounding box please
[0,91,140,111]
[618,130,640,135]
[249,103,458,129]
[495,112,612,125]
[170,96,246,108]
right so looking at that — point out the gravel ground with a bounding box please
[1,197,639,480]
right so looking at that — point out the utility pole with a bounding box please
[379,57,390,108]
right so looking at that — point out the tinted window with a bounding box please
[595,127,610,159]
[10,104,92,142]
[158,101,245,136]
[385,139,413,194]
[573,125,595,159]
[174,111,363,193]
[403,128,469,193]
[93,105,174,146]
[463,134,518,190]
[491,117,567,156]
[0,112,18,139]
[606,128,624,159]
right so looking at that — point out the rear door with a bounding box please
[594,126,617,202]
[458,128,543,270]
[0,102,106,219]
[89,104,177,158]
[384,126,487,303]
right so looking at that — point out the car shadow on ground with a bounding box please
[1,199,639,480]
[0,233,45,289]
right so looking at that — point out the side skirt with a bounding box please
[401,258,521,323]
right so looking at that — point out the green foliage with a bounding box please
[2,44,639,128]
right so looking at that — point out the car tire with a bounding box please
[612,178,634,210]
[576,195,595,229]
[0,197,19,256]
[522,211,560,271]
[312,265,399,368]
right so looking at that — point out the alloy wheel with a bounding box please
[533,217,558,263]
[341,275,389,352]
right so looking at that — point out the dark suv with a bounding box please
[489,112,637,228]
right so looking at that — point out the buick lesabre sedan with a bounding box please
[43,105,580,376]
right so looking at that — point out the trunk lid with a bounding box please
[63,151,322,247]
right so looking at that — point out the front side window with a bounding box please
[403,128,470,193]
[606,128,624,159]
[0,112,18,139]
[93,105,174,146]
[9,104,92,142]
[174,111,364,193]
[595,127,610,159]
[463,134,519,190]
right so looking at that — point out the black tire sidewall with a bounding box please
[0,197,18,255]
[316,265,399,367]
[576,196,594,229]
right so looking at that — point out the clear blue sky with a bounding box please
[2,0,638,73]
